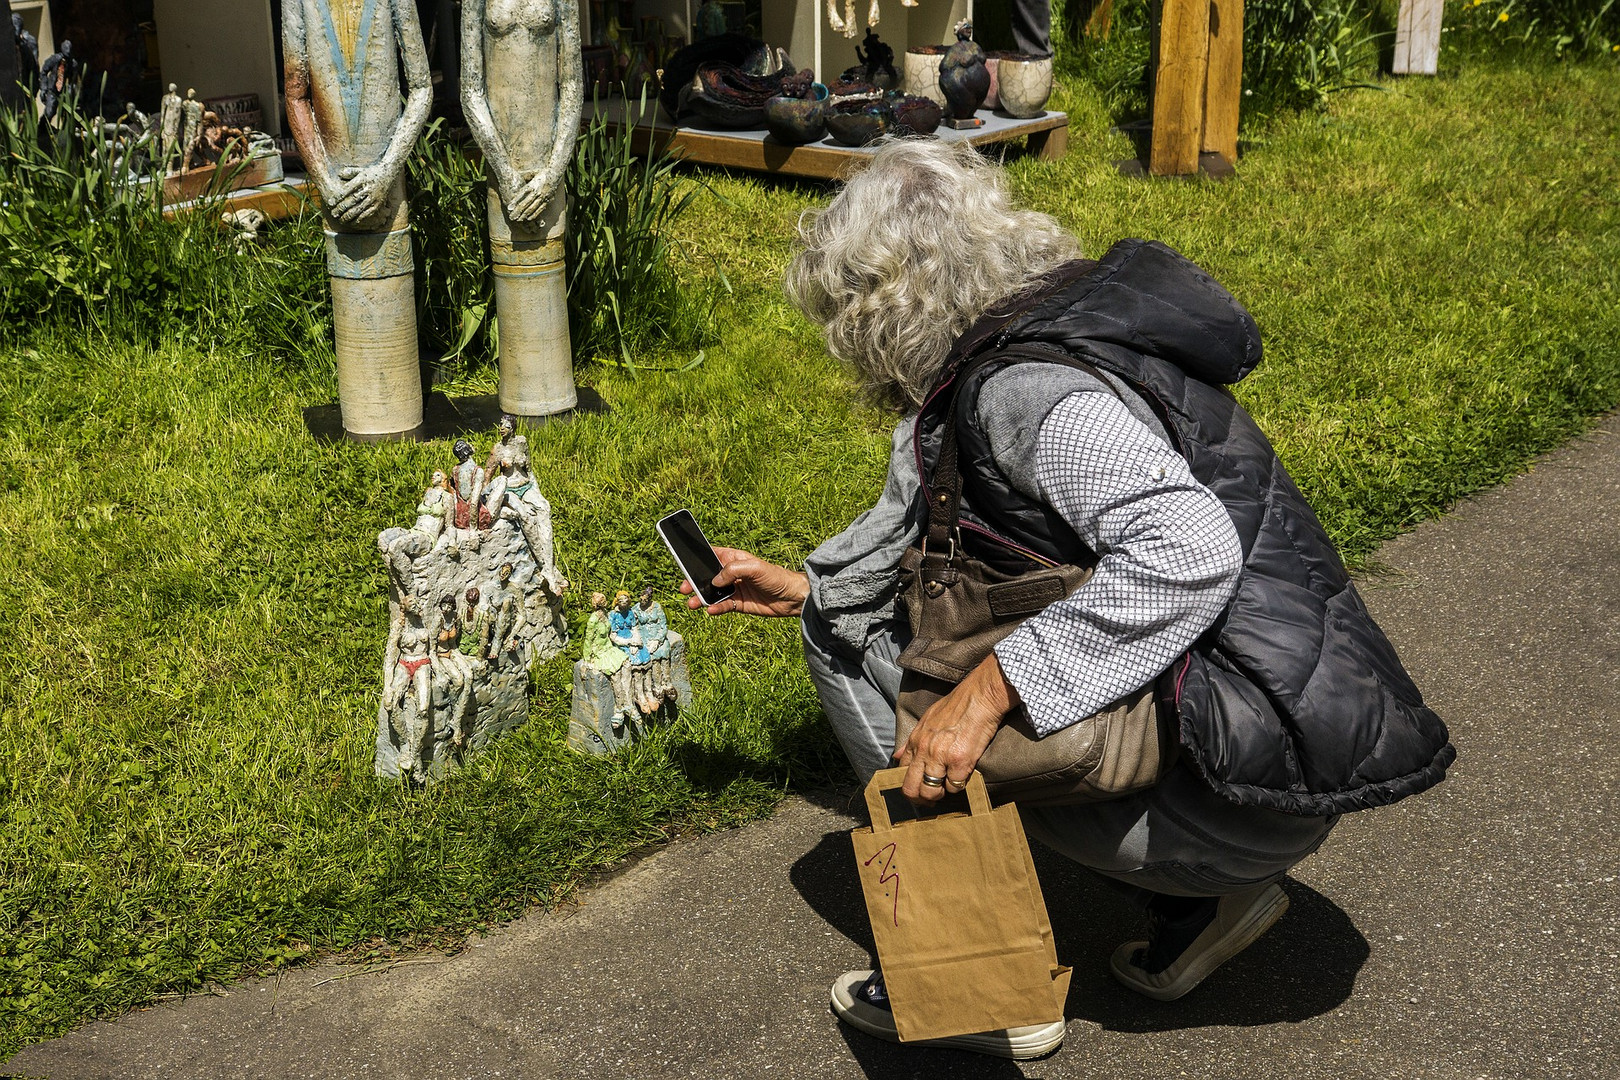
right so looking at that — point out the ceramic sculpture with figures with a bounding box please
[376,417,569,780]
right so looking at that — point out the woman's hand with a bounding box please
[680,546,809,618]
[894,653,1019,805]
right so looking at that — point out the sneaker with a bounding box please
[1109,883,1290,1001]
[829,970,1067,1060]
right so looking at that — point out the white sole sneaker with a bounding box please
[829,970,1067,1060]
[1109,882,1291,1001]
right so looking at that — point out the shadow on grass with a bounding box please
[787,823,1368,1039]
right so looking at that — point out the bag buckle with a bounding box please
[920,531,959,564]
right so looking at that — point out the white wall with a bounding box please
[153,0,281,135]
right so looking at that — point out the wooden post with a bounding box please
[1201,0,1243,165]
[1393,0,1444,75]
[1150,0,1210,176]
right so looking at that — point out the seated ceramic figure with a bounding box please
[633,586,682,709]
[583,591,635,726]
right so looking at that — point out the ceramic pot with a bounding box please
[903,46,947,108]
[764,84,828,145]
[889,94,942,137]
[825,99,891,147]
[994,53,1053,119]
[984,52,1020,110]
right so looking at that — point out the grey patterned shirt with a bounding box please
[803,365,1242,739]
[992,391,1242,735]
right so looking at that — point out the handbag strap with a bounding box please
[926,345,1121,553]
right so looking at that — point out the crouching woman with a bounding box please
[683,140,1454,1059]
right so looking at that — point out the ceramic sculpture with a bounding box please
[376,417,569,780]
[461,0,584,421]
[938,21,989,123]
[284,0,433,441]
[569,587,691,755]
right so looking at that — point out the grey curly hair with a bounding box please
[784,139,1083,412]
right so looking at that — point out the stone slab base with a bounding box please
[568,637,691,756]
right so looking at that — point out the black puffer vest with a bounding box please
[916,240,1455,816]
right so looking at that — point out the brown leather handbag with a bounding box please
[894,351,1178,807]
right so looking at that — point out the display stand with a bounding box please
[604,96,1067,180]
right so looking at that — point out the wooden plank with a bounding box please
[1150,0,1211,177]
[1393,0,1444,75]
[1201,0,1243,163]
[162,180,311,221]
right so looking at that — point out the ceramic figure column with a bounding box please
[462,0,584,421]
[284,0,433,441]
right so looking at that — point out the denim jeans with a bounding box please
[801,595,1335,900]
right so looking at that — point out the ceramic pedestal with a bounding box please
[489,187,576,421]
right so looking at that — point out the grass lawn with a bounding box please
[2,48,1617,1055]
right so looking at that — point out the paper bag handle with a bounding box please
[865,767,992,830]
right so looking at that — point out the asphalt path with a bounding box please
[10,415,1618,1080]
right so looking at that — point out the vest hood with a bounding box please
[1009,239,1263,386]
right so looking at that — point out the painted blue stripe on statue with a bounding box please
[316,0,381,136]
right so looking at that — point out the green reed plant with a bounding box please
[408,119,496,372]
[0,96,329,357]
[565,86,724,367]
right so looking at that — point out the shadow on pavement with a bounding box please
[791,828,1369,1037]
[836,1025,1051,1079]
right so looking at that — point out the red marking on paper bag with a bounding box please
[863,842,901,927]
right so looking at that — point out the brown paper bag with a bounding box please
[850,768,1072,1043]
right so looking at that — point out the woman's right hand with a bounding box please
[681,547,809,618]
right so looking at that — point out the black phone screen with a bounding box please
[657,510,734,606]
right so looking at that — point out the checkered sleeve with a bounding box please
[992,391,1242,736]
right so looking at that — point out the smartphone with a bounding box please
[656,509,735,607]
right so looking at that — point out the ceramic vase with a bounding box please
[903,46,947,108]
[994,54,1053,119]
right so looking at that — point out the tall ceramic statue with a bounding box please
[284,0,433,441]
[461,0,584,420]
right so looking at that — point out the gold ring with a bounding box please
[921,772,947,788]
[944,777,967,791]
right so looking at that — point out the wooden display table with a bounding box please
[604,98,1069,180]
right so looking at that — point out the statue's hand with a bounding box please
[508,172,560,224]
[331,164,391,225]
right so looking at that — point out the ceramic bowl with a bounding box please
[889,94,942,137]
[825,100,891,147]
[994,53,1053,119]
[764,85,828,145]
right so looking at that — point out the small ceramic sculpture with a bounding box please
[37,39,79,121]
[284,0,433,441]
[461,0,584,421]
[846,29,898,91]
[12,15,38,97]
[938,21,989,123]
[375,418,569,781]
[158,83,182,167]
[569,586,692,755]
